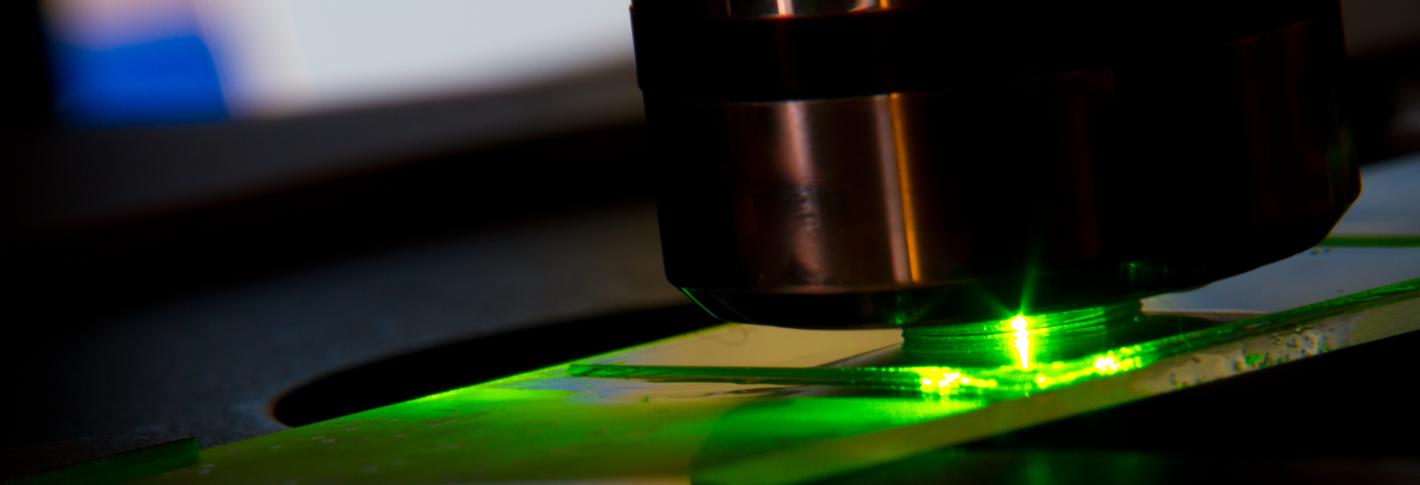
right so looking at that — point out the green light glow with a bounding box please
[131,277,1420,484]
[903,302,1140,368]
[572,304,1195,398]
[573,343,1149,399]
[577,275,1420,399]
[1009,315,1032,370]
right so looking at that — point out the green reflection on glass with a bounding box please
[574,343,1148,399]
[573,303,1189,399]
[578,277,1420,401]
[134,278,1420,484]
[901,302,1138,368]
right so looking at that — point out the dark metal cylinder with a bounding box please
[632,0,1359,328]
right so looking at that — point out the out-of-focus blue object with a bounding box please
[51,33,228,125]
[41,0,636,125]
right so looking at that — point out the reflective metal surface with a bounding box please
[652,14,1356,327]
[658,78,1115,293]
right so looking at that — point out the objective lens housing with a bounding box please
[634,0,1358,328]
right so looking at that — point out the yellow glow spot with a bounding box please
[911,368,1002,395]
[1010,315,1029,331]
[1094,356,1121,373]
[1009,315,1032,370]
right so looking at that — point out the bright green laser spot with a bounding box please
[1008,315,1033,370]
[582,280,1420,399]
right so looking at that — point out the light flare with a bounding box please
[1010,315,1032,370]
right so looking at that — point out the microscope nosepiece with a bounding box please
[633,0,1358,328]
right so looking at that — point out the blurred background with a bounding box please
[3,0,656,320]
[5,0,1420,309]
[2,0,1420,479]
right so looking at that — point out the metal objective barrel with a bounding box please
[632,0,1359,328]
